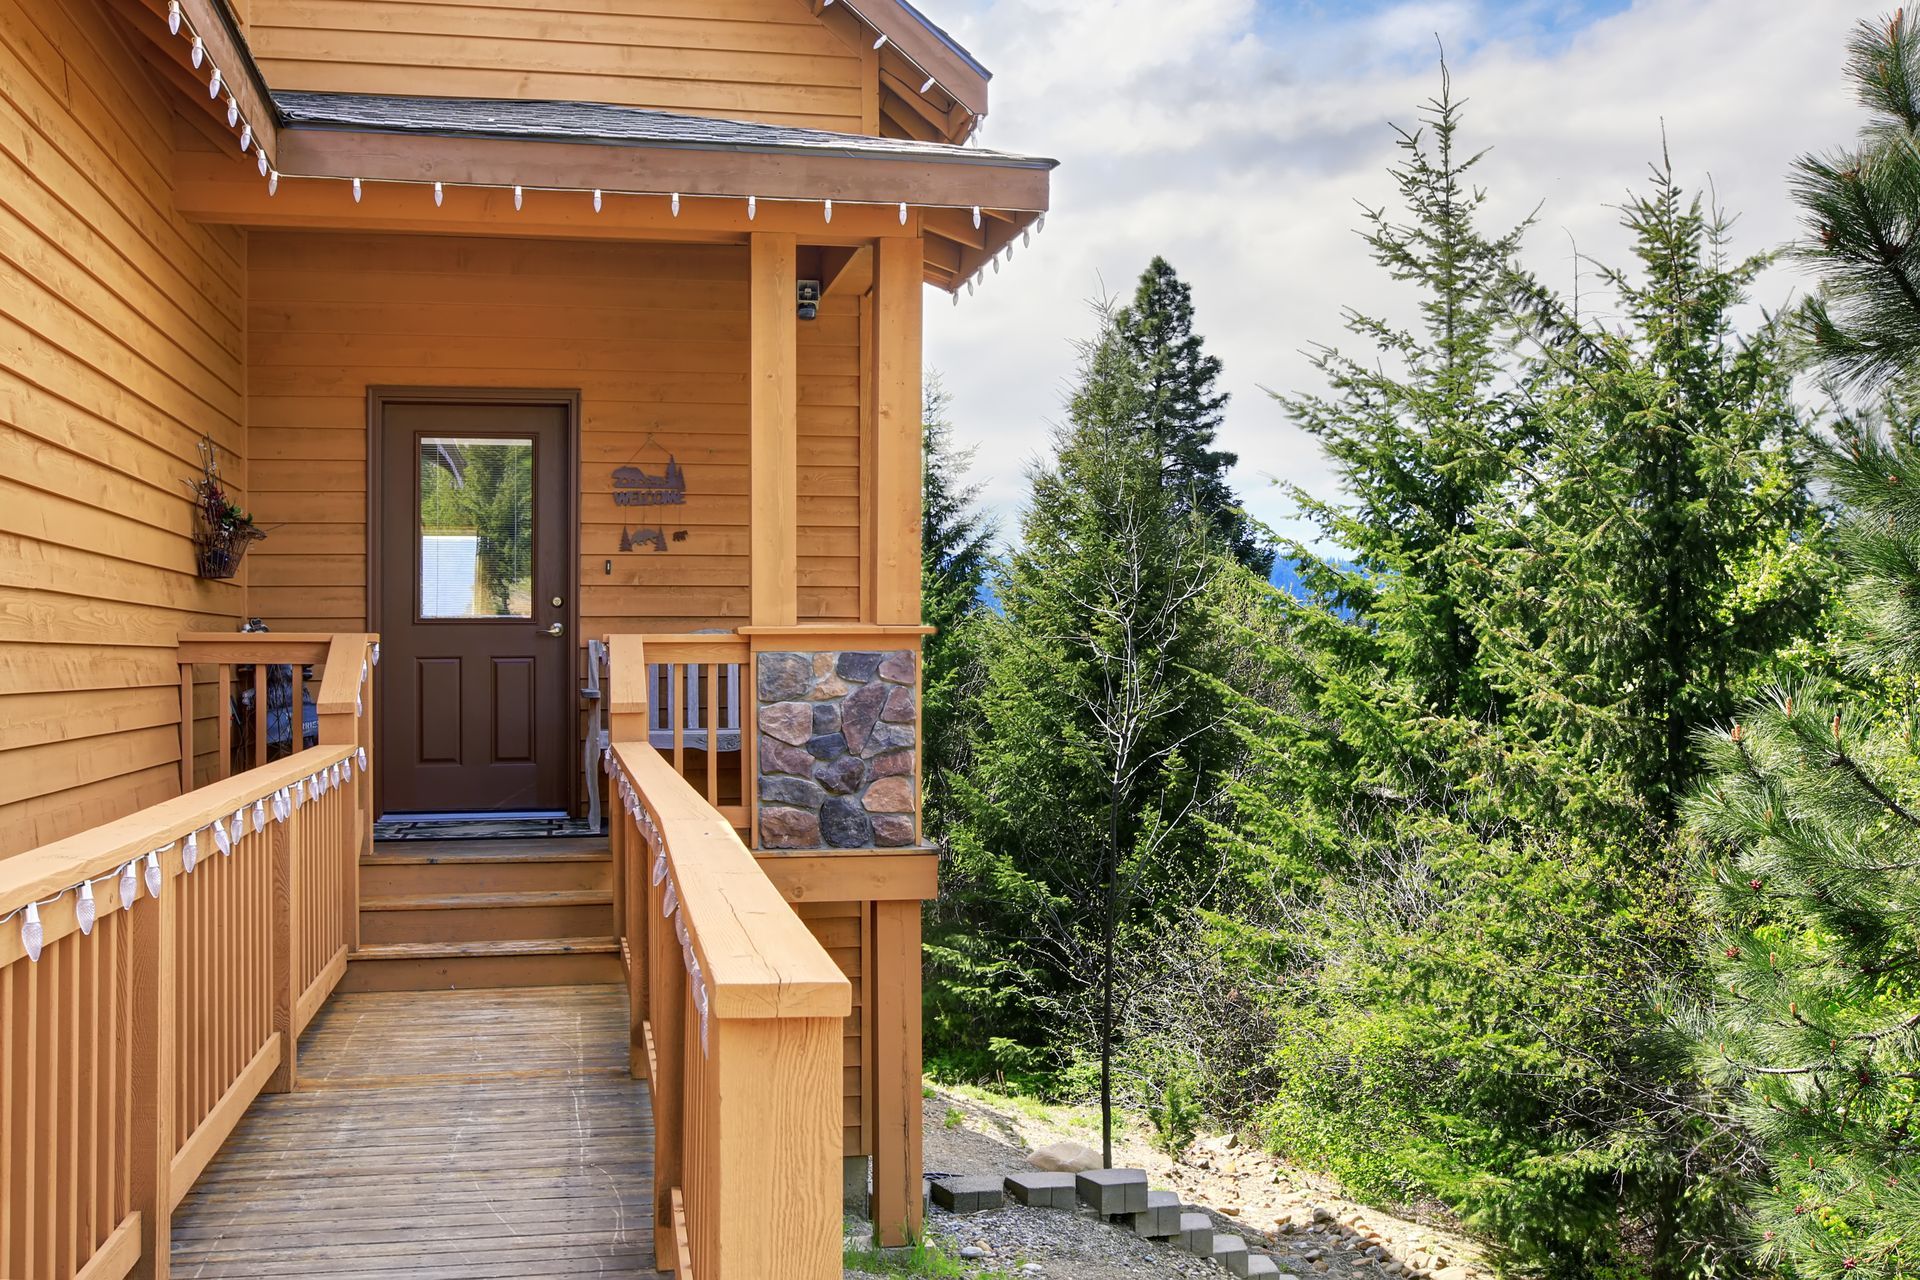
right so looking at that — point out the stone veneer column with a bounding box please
[756,650,917,849]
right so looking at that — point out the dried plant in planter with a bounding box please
[187,436,264,579]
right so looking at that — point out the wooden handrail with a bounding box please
[174,631,377,797]
[607,678,848,1280]
[1,741,365,1279]
[615,746,848,1019]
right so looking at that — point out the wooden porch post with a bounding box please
[871,236,924,627]
[750,233,799,628]
[871,899,925,1246]
[869,235,927,1245]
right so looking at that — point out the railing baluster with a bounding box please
[253,664,268,770]
[707,664,720,806]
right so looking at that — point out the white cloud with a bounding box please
[922,0,1872,552]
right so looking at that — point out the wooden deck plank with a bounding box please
[170,985,662,1278]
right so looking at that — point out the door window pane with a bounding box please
[418,437,534,619]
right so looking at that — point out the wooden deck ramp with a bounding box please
[170,984,663,1278]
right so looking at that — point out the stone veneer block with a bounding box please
[930,1175,1005,1214]
[1005,1172,1078,1209]
[1129,1189,1185,1238]
[1176,1213,1215,1255]
[755,649,919,851]
[1076,1168,1148,1217]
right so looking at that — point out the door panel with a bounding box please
[376,399,573,816]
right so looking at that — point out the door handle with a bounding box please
[544,622,566,638]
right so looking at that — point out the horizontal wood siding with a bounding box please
[247,231,862,635]
[0,0,248,857]
[244,0,872,133]
[796,899,867,1156]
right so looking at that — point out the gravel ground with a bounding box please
[845,1091,1489,1280]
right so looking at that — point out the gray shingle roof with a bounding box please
[273,91,1053,170]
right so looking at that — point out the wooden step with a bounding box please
[340,937,624,993]
[360,889,617,945]
[359,851,612,897]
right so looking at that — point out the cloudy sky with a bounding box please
[919,0,1875,551]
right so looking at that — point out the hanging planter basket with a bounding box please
[187,436,266,580]
[195,523,266,579]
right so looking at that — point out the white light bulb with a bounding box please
[592,188,602,213]
[184,830,201,871]
[226,95,238,128]
[652,851,667,886]
[272,789,289,823]
[167,1,182,35]
[824,199,833,224]
[76,881,95,936]
[972,205,981,230]
[229,810,245,846]
[119,861,138,910]
[967,279,975,296]
[209,823,226,859]
[671,192,680,217]
[257,148,268,177]
[239,123,252,151]
[357,747,368,772]
[144,852,163,899]
[513,184,523,210]
[433,181,443,207]
[662,880,677,918]
[355,693,363,716]
[372,643,381,666]
[747,196,756,221]
[21,903,42,963]
[993,256,1001,274]
[952,291,959,307]
[293,778,305,807]
[268,169,278,196]
[873,33,888,50]
[190,36,203,68]
[1037,214,1046,234]
[352,177,362,203]
[208,67,221,98]
[1023,229,1031,248]
[253,800,267,834]
[921,75,935,94]
[899,201,908,225]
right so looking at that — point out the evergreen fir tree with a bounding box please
[946,302,1234,1163]
[919,376,996,829]
[1275,64,1532,719]
[1115,258,1274,574]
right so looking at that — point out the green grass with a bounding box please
[843,1235,1018,1279]
[943,1105,966,1129]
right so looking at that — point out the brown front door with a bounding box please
[374,397,574,816]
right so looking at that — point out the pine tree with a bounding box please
[1115,258,1273,574]
[1686,17,1920,1271]
[1794,11,1920,393]
[1688,426,1920,1279]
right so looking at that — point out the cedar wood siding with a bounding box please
[244,230,863,635]
[0,0,248,857]
[239,0,876,134]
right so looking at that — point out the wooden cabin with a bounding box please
[0,0,1053,1275]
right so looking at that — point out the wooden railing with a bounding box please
[176,632,376,865]
[0,739,366,1280]
[605,633,750,830]
[605,638,850,1280]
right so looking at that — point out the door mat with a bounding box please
[372,816,603,841]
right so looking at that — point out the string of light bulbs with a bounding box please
[5,747,370,962]
[6,644,378,962]
[814,0,981,138]
[609,753,713,1056]
[156,3,1039,303]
